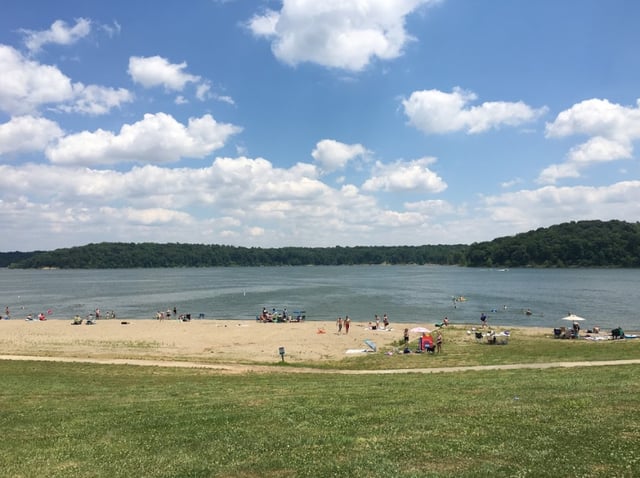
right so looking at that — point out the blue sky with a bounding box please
[1,0,640,251]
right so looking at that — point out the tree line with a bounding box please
[1,243,467,268]
[464,219,640,268]
[2,220,639,269]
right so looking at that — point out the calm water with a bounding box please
[0,266,638,330]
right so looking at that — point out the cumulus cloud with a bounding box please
[248,0,437,71]
[0,154,446,248]
[128,55,201,91]
[10,155,636,249]
[46,112,242,166]
[21,18,91,53]
[0,116,63,155]
[540,98,640,184]
[311,139,368,172]
[0,45,132,116]
[362,157,447,193]
[100,206,193,226]
[0,45,73,115]
[59,83,134,115]
[480,181,640,229]
[546,98,640,140]
[404,198,455,215]
[402,87,548,134]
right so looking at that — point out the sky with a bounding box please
[1,0,640,252]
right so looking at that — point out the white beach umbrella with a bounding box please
[561,313,586,322]
[409,326,431,334]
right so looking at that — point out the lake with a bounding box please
[0,266,638,331]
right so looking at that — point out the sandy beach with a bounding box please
[0,317,549,365]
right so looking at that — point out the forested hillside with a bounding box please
[2,220,639,268]
[4,243,466,269]
[465,220,640,267]
[0,251,38,268]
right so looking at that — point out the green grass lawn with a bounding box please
[288,326,640,370]
[1,358,639,477]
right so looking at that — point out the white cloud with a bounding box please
[481,181,640,228]
[0,155,441,249]
[546,98,640,140]
[46,112,243,166]
[8,157,637,249]
[215,95,235,106]
[249,9,279,36]
[100,206,192,226]
[100,20,122,38]
[403,87,547,134]
[540,98,640,184]
[567,136,632,164]
[128,56,201,91]
[195,82,211,101]
[501,178,523,189]
[21,18,92,53]
[0,116,63,155]
[537,163,581,185]
[362,157,447,193]
[0,45,73,115]
[248,0,437,71]
[60,83,134,115]
[404,198,455,215]
[311,139,367,171]
[0,45,132,116]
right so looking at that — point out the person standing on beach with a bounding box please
[436,331,443,353]
[383,314,389,329]
[403,328,409,345]
[337,316,343,334]
[344,316,350,334]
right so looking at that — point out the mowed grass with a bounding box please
[1,358,639,477]
[291,326,640,370]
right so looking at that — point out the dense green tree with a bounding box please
[3,220,639,269]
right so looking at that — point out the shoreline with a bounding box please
[1,318,552,364]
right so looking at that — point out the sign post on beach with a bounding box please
[278,346,286,362]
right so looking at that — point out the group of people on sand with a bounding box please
[156,307,177,320]
[259,307,285,323]
[336,316,351,334]
[258,307,305,323]
[26,312,49,321]
[364,313,390,331]
[334,313,392,334]
[3,305,51,321]
[156,307,191,322]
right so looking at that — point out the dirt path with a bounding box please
[2,354,639,375]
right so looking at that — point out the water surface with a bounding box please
[1,266,638,330]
